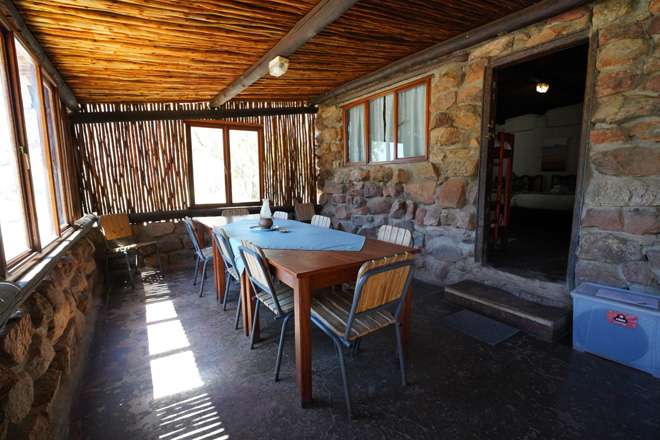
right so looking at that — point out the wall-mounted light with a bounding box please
[269,56,289,77]
[536,82,549,93]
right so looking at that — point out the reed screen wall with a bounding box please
[72,101,316,215]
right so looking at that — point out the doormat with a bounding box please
[441,310,519,346]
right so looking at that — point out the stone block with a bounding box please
[581,208,623,231]
[323,180,344,194]
[68,268,88,297]
[332,194,346,203]
[431,126,462,146]
[415,208,427,226]
[593,95,660,124]
[577,233,643,263]
[595,67,640,97]
[389,200,407,219]
[337,222,358,234]
[589,127,624,145]
[622,207,660,234]
[392,168,409,183]
[430,112,451,130]
[38,282,71,342]
[646,249,660,270]
[24,336,56,380]
[430,91,456,112]
[349,168,370,181]
[347,183,364,197]
[366,197,393,214]
[622,261,657,286]
[547,5,591,25]
[45,256,77,291]
[432,68,463,93]
[370,165,393,182]
[585,177,660,206]
[411,162,438,181]
[465,58,487,84]
[2,369,33,424]
[352,196,367,208]
[335,205,351,220]
[593,2,633,29]
[144,221,175,238]
[443,159,478,177]
[363,181,383,198]
[628,120,660,142]
[0,314,34,366]
[155,235,183,253]
[32,370,62,410]
[49,346,71,378]
[77,290,93,315]
[592,147,660,176]
[457,86,481,104]
[405,182,437,204]
[352,215,371,226]
[598,21,644,46]
[596,39,651,70]
[470,34,513,60]
[423,207,443,226]
[526,27,560,47]
[452,105,480,128]
[436,178,466,209]
[445,147,476,159]
[383,182,402,197]
[652,0,660,15]
[575,263,627,288]
[22,293,53,331]
[649,15,660,36]
[81,255,98,277]
[426,236,464,262]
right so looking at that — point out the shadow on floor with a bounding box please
[68,267,660,440]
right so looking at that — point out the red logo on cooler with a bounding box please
[606,310,637,328]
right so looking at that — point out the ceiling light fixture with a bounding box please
[536,82,549,93]
[269,56,289,77]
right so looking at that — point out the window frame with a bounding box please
[0,19,73,279]
[343,77,431,166]
[184,120,264,208]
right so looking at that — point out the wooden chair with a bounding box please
[212,228,242,329]
[98,213,163,288]
[294,202,315,222]
[183,217,213,297]
[310,214,331,229]
[238,240,295,381]
[272,211,289,220]
[377,225,413,247]
[222,208,250,216]
[309,253,415,417]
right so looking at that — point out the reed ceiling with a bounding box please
[11,0,538,105]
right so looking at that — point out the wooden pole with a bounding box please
[309,0,593,105]
[0,0,79,111]
[208,0,360,108]
[69,105,318,125]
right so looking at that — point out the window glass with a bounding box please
[345,105,364,163]
[397,83,426,158]
[191,126,226,204]
[16,40,57,246]
[0,43,29,260]
[229,129,259,203]
[369,93,394,162]
[43,82,66,226]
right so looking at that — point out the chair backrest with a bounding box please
[272,211,288,220]
[183,217,205,258]
[345,253,415,340]
[222,208,249,216]
[99,213,133,241]
[212,228,239,280]
[311,215,331,229]
[294,202,315,222]
[238,240,286,315]
[377,225,413,247]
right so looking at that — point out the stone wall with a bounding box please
[315,0,660,303]
[0,235,97,439]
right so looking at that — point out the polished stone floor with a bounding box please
[67,267,660,440]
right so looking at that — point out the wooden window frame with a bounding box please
[185,120,264,208]
[0,19,73,280]
[343,77,431,166]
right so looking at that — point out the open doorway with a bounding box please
[477,37,591,284]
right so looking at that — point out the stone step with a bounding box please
[444,280,571,342]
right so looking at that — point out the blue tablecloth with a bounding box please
[219,219,366,273]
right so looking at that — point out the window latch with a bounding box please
[19,145,29,169]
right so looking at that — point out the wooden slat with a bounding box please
[98,213,132,241]
[356,253,413,314]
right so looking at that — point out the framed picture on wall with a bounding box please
[541,138,568,171]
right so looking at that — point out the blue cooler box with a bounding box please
[571,282,660,378]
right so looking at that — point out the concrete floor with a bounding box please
[68,267,660,440]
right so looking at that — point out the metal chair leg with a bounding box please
[249,302,260,349]
[335,339,353,418]
[155,246,164,276]
[123,251,135,288]
[198,259,209,297]
[193,256,200,285]
[222,272,230,308]
[274,313,293,381]
[394,322,406,386]
[234,295,242,329]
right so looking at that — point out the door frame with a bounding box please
[475,29,596,290]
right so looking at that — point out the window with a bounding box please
[344,77,430,165]
[0,26,72,278]
[185,121,263,207]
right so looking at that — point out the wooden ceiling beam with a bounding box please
[209,0,359,109]
[0,0,79,111]
[309,0,593,105]
[68,105,318,125]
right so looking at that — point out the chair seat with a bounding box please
[256,283,294,315]
[311,289,396,341]
[227,265,239,281]
[201,246,213,259]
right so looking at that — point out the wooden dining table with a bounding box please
[193,215,419,408]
